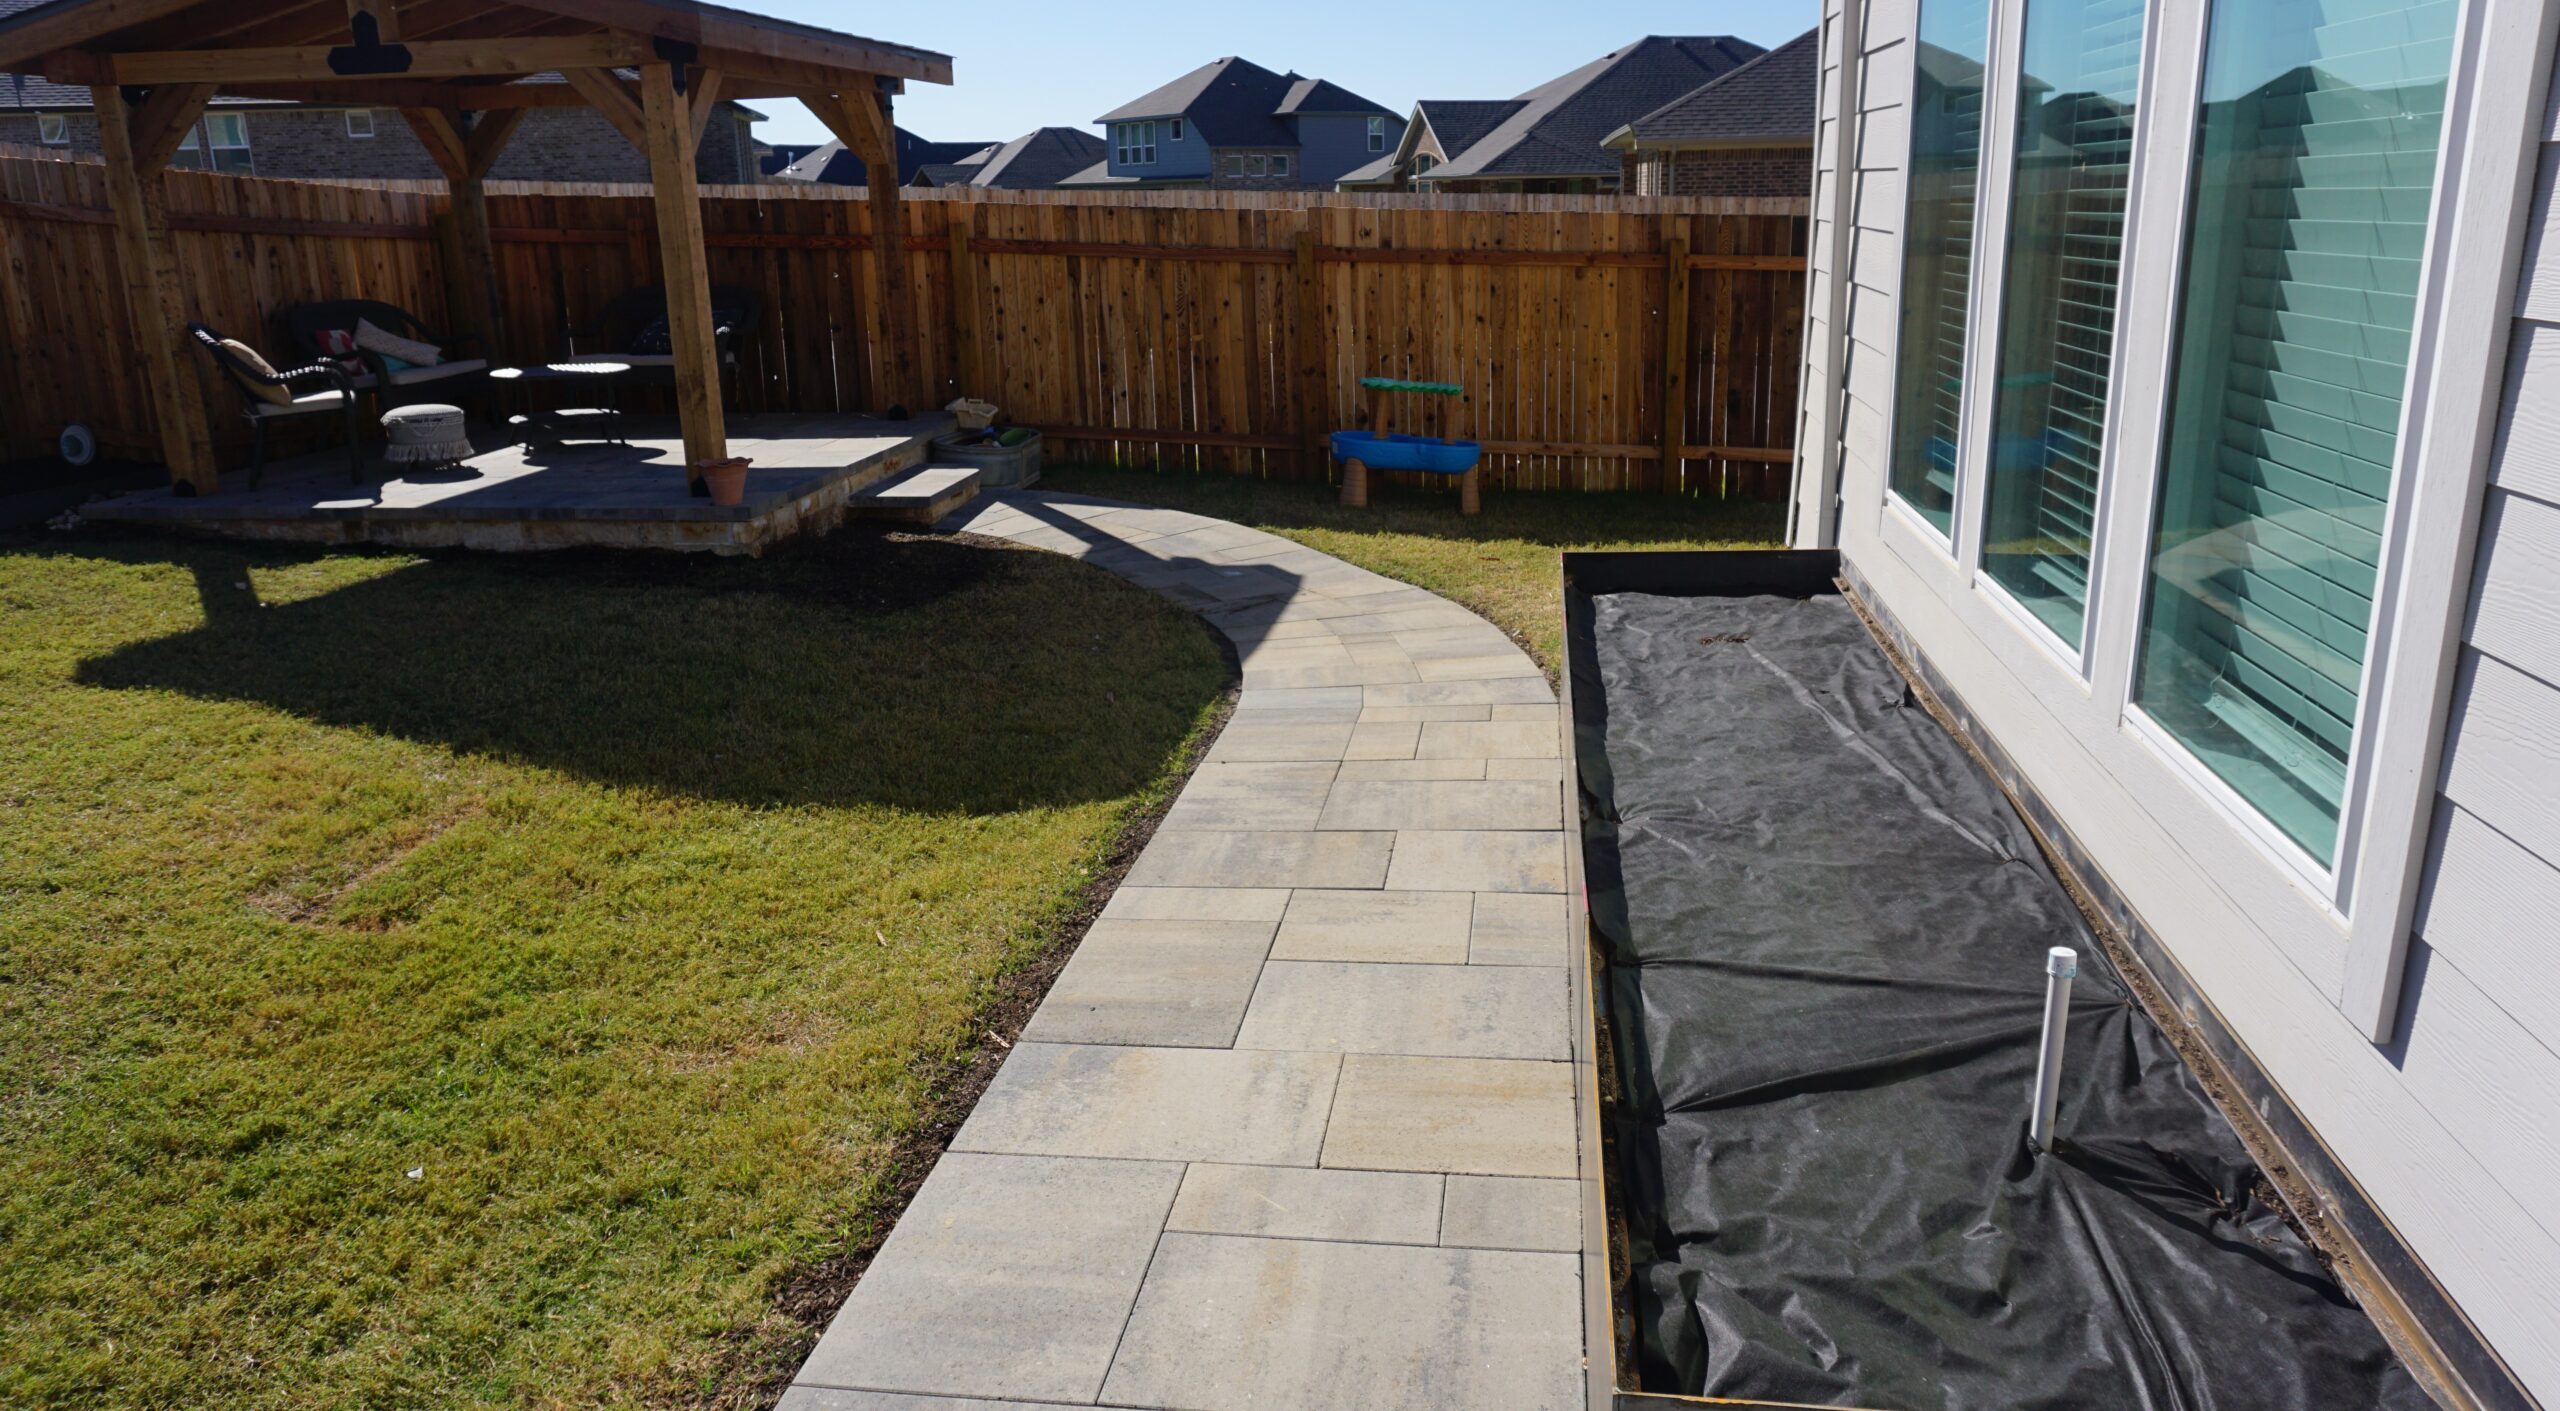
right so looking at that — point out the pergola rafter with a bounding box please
[0,0,950,495]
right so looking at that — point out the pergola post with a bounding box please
[636,60,726,488]
[94,81,217,494]
[809,82,919,414]
[404,106,522,355]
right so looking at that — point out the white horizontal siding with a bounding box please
[1816,2,2560,1398]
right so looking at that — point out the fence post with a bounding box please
[948,209,982,398]
[1294,225,1327,480]
[1662,233,1691,496]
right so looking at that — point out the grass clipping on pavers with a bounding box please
[0,527,1231,1411]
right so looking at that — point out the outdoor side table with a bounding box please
[492,361,632,452]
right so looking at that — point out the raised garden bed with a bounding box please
[1560,550,2445,1411]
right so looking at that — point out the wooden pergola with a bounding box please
[0,0,951,496]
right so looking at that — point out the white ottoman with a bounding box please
[381,403,472,473]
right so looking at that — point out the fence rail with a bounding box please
[0,151,1808,495]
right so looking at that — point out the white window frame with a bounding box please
[1872,0,2004,559]
[37,112,67,145]
[1954,0,2161,679]
[1367,115,1386,151]
[1220,152,1244,177]
[1271,152,1290,178]
[1850,0,2549,1042]
[2090,0,2549,1036]
[1245,153,1268,176]
[345,108,375,139]
[1114,120,1157,166]
[1168,117,1183,141]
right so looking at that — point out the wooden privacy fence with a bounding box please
[0,150,1809,496]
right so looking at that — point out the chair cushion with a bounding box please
[384,358,488,387]
[356,316,443,367]
[219,339,297,406]
[247,388,352,418]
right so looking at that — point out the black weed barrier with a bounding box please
[1563,551,2429,1411]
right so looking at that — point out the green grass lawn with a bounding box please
[0,529,1228,1411]
[1036,464,1790,671]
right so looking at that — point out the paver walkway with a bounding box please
[780,491,1584,1411]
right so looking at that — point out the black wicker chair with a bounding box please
[563,285,763,393]
[279,299,491,411]
[188,323,363,486]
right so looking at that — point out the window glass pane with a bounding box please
[1888,0,1993,534]
[2134,0,2456,859]
[1980,0,2145,643]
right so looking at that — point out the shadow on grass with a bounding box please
[1039,462,1791,550]
[62,528,1236,815]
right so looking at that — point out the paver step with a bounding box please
[845,465,981,525]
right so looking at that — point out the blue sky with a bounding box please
[748,1,1818,150]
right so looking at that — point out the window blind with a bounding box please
[1888,0,1993,534]
[2135,0,2455,858]
[1982,0,2146,644]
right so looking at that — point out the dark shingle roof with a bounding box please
[1275,76,1393,116]
[781,126,995,186]
[1096,55,1298,146]
[964,126,1106,188]
[1425,35,1764,181]
[1413,99,1523,160]
[1612,27,1818,147]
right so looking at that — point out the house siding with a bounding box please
[1793,0,2560,1399]
[1290,112,1399,187]
[0,105,759,184]
[1103,117,1211,181]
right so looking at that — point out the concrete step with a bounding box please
[845,465,981,525]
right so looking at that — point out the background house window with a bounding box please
[1978,0,2145,647]
[1367,115,1386,152]
[2131,0,2460,860]
[1885,0,1993,536]
[1245,153,1268,176]
[1114,121,1157,165]
[345,109,375,139]
[1220,153,1244,176]
[1169,117,1183,141]
[1271,153,1290,178]
[36,113,67,145]
[174,113,252,173]
[1412,152,1438,175]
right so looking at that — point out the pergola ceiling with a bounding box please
[0,0,953,109]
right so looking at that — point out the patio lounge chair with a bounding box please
[562,285,763,393]
[187,322,364,487]
[279,299,491,411]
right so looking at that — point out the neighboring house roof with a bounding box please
[1335,151,1398,186]
[1275,76,1394,117]
[956,126,1106,188]
[1412,99,1525,161]
[1100,53,1382,147]
[1422,35,1765,182]
[1607,27,1819,149]
[1054,160,1143,187]
[781,126,996,186]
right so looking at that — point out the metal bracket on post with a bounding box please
[653,37,700,94]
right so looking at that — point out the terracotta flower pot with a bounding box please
[699,456,753,507]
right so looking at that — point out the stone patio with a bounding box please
[780,490,1583,1411]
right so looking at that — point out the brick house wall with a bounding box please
[1209,148,1303,190]
[1622,145,1811,199]
[0,104,760,184]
